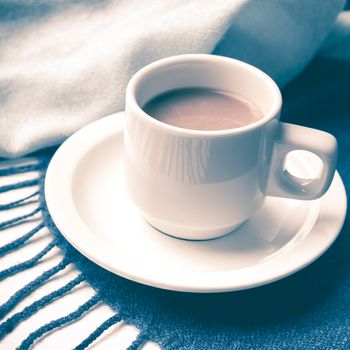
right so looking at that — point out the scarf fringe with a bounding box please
[0,274,85,340]
[0,257,71,320]
[127,329,150,350]
[0,206,42,230]
[0,240,56,281]
[0,190,39,210]
[0,158,140,349]
[73,313,122,350]
[0,179,40,194]
[17,294,101,350]
[0,222,45,257]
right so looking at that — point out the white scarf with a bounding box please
[0,0,348,158]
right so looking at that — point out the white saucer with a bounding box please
[45,113,347,293]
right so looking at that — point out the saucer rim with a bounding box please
[45,113,347,293]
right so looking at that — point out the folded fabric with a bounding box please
[0,0,348,158]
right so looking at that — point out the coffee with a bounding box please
[143,87,263,131]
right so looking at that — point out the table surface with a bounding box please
[0,159,159,349]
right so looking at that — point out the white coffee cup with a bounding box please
[124,54,337,240]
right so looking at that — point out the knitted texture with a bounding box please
[0,57,349,349]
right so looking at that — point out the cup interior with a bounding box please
[131,54,281,124]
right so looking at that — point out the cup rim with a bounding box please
[126,54,282,137]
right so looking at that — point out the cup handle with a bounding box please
[265,122,338,200]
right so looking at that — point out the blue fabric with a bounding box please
[1,56,348,349]
[38,57,349,349]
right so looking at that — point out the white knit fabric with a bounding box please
[0,0,348,157]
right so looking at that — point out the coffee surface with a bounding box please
[143,88,263,131]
